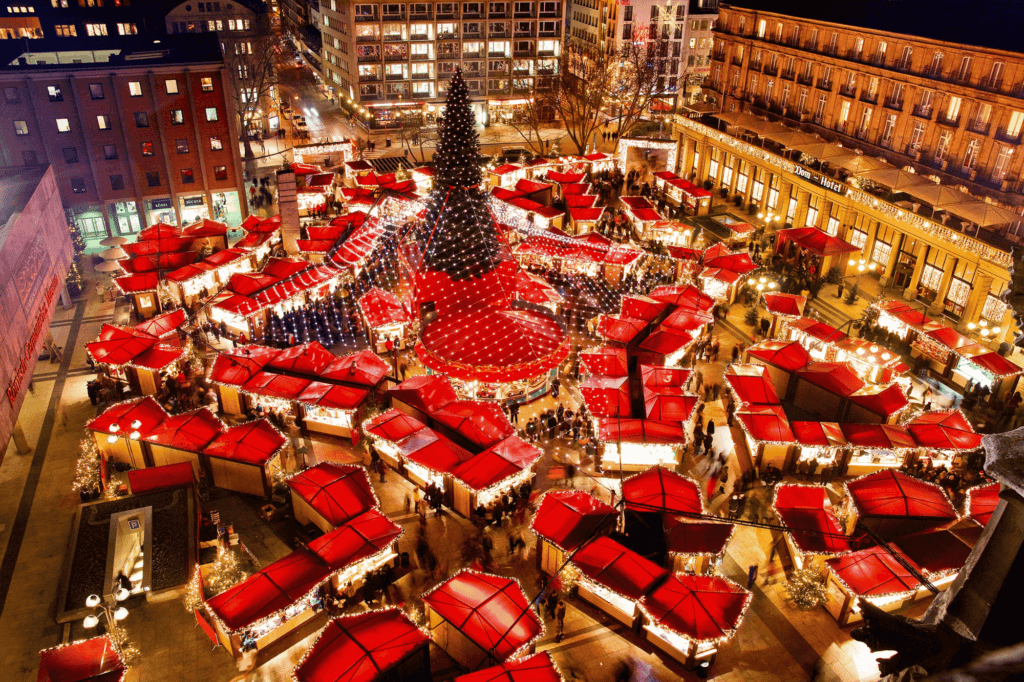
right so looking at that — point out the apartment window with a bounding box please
[200,77,214,92]
[975,102,992,128]
[876,41,887,61]
[165,79,179,94]
[22,150,37,166]
[880,113,896,146]
[815,94,826,119]
[935,130,952,161]
[47,85,63,101]
[853,36,863,56]
[898,46,912,69]
[117,23,137,35]
[103,144,117,159]
[54,24,75,36]
[214,165,228,181]
[1007,111,1024,139]
[180,168,195,183]
[774,22,782,42]
[85,23,107,36]
[128,81,143,97]
[963,139,981,170]
[909,121,925,150]
[134,112,150,128]
[97,114,110,130]
[889,82,904,107]
[787,195,797,222]
[146,172,160,187]
[946,95,961,121]
[110,174,124,190]
[56,117,71,132]
[756,19,765,38]
[70,178,86,194]
[13,120,28,135]
[838,100,850,125]
[797,88,807,114]
[989,61,1004,86]
[956,56,972,82]
[205,107,218,121]
[918,89,934,115]
[930,51,943,76]
[806,196,819,227]
[175,139,189,154]
[141,141,154,156]
[858,106,872,134]
[827,32,837,53]
[88,83,104,99]
[3,87,19,103]
[210,136,223,150]
[992,146,1014,182]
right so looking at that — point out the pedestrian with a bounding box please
[85,348,96,373]
[707,420,715,436]
[555,600,567,641]
[551,376,560,399]
[95,282,105,303]
[565,462,576,488]
[747,564,759,589]
[375,457,386,483]
[703,432,714,455]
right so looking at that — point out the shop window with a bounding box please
[89,83,104,99]
[200,77,214,92]
[128,81,143,97]
[214,165,228,181]
[180,168,195,183]
[13,120,28,136]
[171,109,185,125]
[205,107,218,121]
[134,112,150,128]
[146,172,161,187]
[63,147,79,163]
[110,174,125,190]
[141,141,154,156]
[103,144,117,160]
[176,139,189,154]
[56,117,71,132]
[210,136,223,150]
[70,177,86,194]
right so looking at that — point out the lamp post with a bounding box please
[746,275,778,307]
[966,318,1001,344]
[107,420,143,469]
[82,588,130,631]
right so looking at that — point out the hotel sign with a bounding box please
[792,165,848,196]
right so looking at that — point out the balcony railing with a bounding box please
[411,73,432,80]
[796,74,812,86]
[731,57,742,66]
[763,65,777,76]
[437,11,459,18]
[358,74,381,81]
[815,79,831,91]
[912,104,933,119]
[411,53,432,60]
[488,50,509,57]
[780,69,794,80]
[410,11,433,18]
[967,118,991,135]
[385,54,408,61]
[513,48,535,56]
[979,76,1003,92]
[358,54,382,62]
[410,33,431,40]
[538,27,560,36]
[355,14,379,22]
[488,30,510,37]
[995,127,1023,145]
[712,51,725,62]
[884,97,903,111]
[383,35,407,42]
[937,113,961,127]
[860,92,878,105]
[357,35,380,42]
[537,48,556,56]
[845,48,863,61]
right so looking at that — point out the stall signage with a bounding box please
[183,197,205,207]
[792,166,848,196]
[150,199,173,210]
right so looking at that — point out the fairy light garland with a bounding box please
[38,637,129,682]
[842,469,961,524]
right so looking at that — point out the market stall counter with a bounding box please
[571,536,669,628]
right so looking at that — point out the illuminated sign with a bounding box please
[792,165,848,195]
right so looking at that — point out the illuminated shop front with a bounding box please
[146,198,178,226]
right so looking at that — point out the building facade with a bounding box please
[319,0,566,127]
[706,3,1024,211]
[0,1,159,41]
[0,35,247,239]
[568,0,718,105]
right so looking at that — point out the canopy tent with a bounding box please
[432,401,516,449]
[203,419,286,465]
[796,362,866,397]
[848,384,909,418]
[900,183,973,210]
[772,485,851,556]
[396,429,474,475]
[422,570,543,662]
[134,309,187,339]
[365,408,428,442]
[735,404,795,443]
[387,375,458,415]
[825,546,923,598]
[787,317,848,344]
[621,296,671,322]
[266,342,335,376]
[640,364,691,389]
[746,340,811,371]
[183,218,229,238]
[580,347,628,377]
[839,423,916,450]
[835,154,890,174]
[571,536,669,600]
[598,315,648,344]
[845,469,958,523]
[661,307,714,333]
[37,636,125,682]
[127,462,195,494]
[292,610,429,682]
[762,293,806,318]
[306,509,402,572]
[965,482,1000,527]
[724,365,781,405]
[642,387,699,421]
[789,142,857,163]
[454,652,562,682]
[359,288,413,329]
[663,518,735,556]
[298,382,370,411]
[958,348,1022,378]
[241,372,312,401]
[86,325,158,366]
[530,490,615,551]
[286,463,378,528]
[760,130,821,148]
[514,271,562,305]
[776,227,861,257]
[906,410,982,451]
[86,397,167,439]
[321,350,391,387]
[892,529,973,578]
[639,327,695,356]
[648,284,716,312]
[638,574,751,644]
[579,375,631,418]
[143,408,224,452]
[450,436,540,491]
[207,345,279,386]
[853,168,930,191]
[791,421,848,448]
[943,199,1022,227]
[703,252,758,274]
[877,300,933,330]
[596,418,687,444]
[622,466,703,515]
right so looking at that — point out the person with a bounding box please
[703,432,714,456]
[526,417,537,442]
[555,600,567,641]
[565,462,576,488]
[707,420,715,436]
[95,282,105,303]
[545,590,559,620]
[550,376,560,398]
[375,457,386,483]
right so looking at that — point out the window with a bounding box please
[898,46,912,70]
[134,112,150,127]
[1007,111,1024,139]
[22,150,37,166]
[214,165,228,181]
[946,95,961,121]
[70,178,86,194]
[55,24,76,36]
[110,174,124,190]
[60,146,78,164]
[97,114,110,130]
[815,94,826,120]
[165,79,179,95]
[4,87,19,103]
[210,136,223,150]
[909,121,925,150]
[85,23,107,36]
[88,83,104,99]
[146,172,160,187]
[171,109,184,125]
[989,61,1004,87]
[935,130,952,161]
[880,113,896,146]
[955,55,972,82]
[175,139,189,154]
[103,144,117,159]
[141,141,154,156]
[56,117,71,132]
[918,89,934,115]
[797,88,807,114]
[838,100,851,125]
[180,168,195,183]
[13,120,28,135]
[858,106,872,134]
[47,85,63,101]
[116,23,137,35]
[992,146,1014,182]
[756,19,765,38]
[872,240,891,270]
[962,139,981,171]
[128,81,143,97]
[204,107,218,121]
[930,51,944,76]
[200,77,214,92]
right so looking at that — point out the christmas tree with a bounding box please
[417,69,507,280]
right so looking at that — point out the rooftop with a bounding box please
[0,33,224,71]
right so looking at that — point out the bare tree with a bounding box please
[223,23,279,160]
[548,49,613,154]
[612,27,679,137]
[398,117,438,164]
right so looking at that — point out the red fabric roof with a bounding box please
[569,207,605,222]
[572,536,668,600]
[620,196,654,210]
[204,419,285,465]
[143,408,224,452]
[791,421,847,448]
[746,339,811,371]
[359,288,412,328]
[422,571,542,662]
[596,418,687,444]
[387,375,457,414]
[704,252,758,274]
[762,293,806,317]
[86,397,167,438]
[298,382,370,410]
[661,308,714,334]
[322,350,390,387]
[515,271,561,305]
[328,215,386,268]
[846,469,958,520]
[966,482,1000,527]
[234,232,274,250]
[492,163,521,175]
[433,401,516,449]
[138,224,182,240]
[580,346,628,377]
[265,342,334,377]
[736,404,794,443]
[131,346,184,370]
[664,518,734,556]
[164,262,216,283]
[640,574,750,644]
[454,653,561,682]
[86,325,158,366]
[397,429,473,475]
[515,178,550,195]
[307,509,401,571]
[531,490,614,551]
[207,345,277,386]
[840,423,916,450]
[123,236,193,257]
[114,273,159,294]
[826,546,922,597]
[210,292,260,317]
[701,267,742,284]
[182,218,228,238]
[787,317,848,343]
[725,365,781,405]
[623,466,703,515]
[37,636,125,682]
[878,300,933,329]
[118,252,195,273]
[630,208,662,222]
[451,436,541,491]
[134,309,186,339]
[287,463,377,528]
[579,375,630,418]
[241,371,312,400]
[228,272,279,296]
[640,364,691,388]
[127,463,194,495]
[621,296,671,322]
[293,610,428,682]
[796,362,866,397]
[640,327,694,356]
[773,485,851,555]
[365,408,427,441]
[961,349,1022,377]
[893,529,972,577]
[849,384,909,417]
[643,387,699,421]
[649,284,716,312]
[598,315,648,344]
[778,227,861,256]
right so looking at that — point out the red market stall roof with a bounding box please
[531,490,615,551]
[623,466,703,515]
[547,170,586,183]
[491,163,522,175]
[234,232,275,251]
[454,652,562,682]
[724,365,781,405]
[396,429,473,475]
[307,509,402,572]
[165,261,216,283]
[138,224,182,240]
[359,288,413,328]
[639,574,750,645]
[777,227,861,256]
[966,482,1000,526]
[206,345,278,385]
[649,284,716,312]
[143,408,224,452]
[621,296,671,322]
[571,536,669,600]
[848,383,909,417]
[127,462,195,495]
[791,421,848,448]
[762,293,806,317]
[700,267,742,284]
[846,469,958,521]
[293,610,429,682]
[702,242,732,261]
[134,309,186,339]
[123,235,194,257]
[203,419,286,465]
[664,518,735,556]
[515,271,562,305]
[596,418,687,444]
[735,404,795,443]
[598,315,648,344]
[787,317,848,343]
[893,529,972,577]
[291,162,323,175]
[299,382,370,410]
[422,570,542,662]
[114,272,159,294]
[746,339,811,371]
[640,326,694,356]
[183,218,228,238]
[87,397,167,439]
[959,348,1023,377]
[581,346,628,377]
[643,387,699,421]
[704,252,758,274]
[640,364,691,388]
[661,308,714,334]
[287,463,378,527]
[570,207,605,222]
[579,375,631,418]
[322,350,390,387]
[796,362,866,397]
[132,346,185,371]
[877,300,933,329]
[451,436,542,492]
[118,252,195,274]
[387,375,458,414]
[37,636,125,682]
[433,401,516,449]
[839,423,916,450]
[86,325,158,366]
[365,408,427,442]
[826,546,923,598]
[620,196,655,211]
[241,371,312,400]
[772,485,851,555]
[267,341,335,376]
[925,325,977,353]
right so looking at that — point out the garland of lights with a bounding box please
[842,470,960,524]
[39,637,129,682]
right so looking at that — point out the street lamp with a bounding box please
[82,589,130,630]
[848,257,877,274]
[967,319,1001,340]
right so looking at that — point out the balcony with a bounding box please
[463,11,483,18]
[437,31,458,39]
[489,29,510,38]
[360,93,382,101]
[410,32,431,40]
[355,13,379,21]
[823,44,838,57]
[763,65,777,76]
[513,48,535,56]
[978,76,1003,93]
[894,59,912,73]
[796,74,812,86]
[539,8,559,17]
[358,74,381,81]
[995,127,1023,145]
[512,67,532,76]
[854,127,870,141]
[514,28,534,37]
[488,50,509,57]
[883,98,903,111]
[869,53,887,68]
[815,79,831,91]
[386,93,407,100]
[712,51,725,62]
[381,12,406,20]
[357,35,380,42]
[463,50,482,57]
[845,48,863,62]
[411,53,432,60]
[835,121,848,134]
[731,57,743,67]
[489,9,510,17]
[437,10,459,18]
[950,72,973,86]
[967,118,991,135]
[384,34,407,42]
[780,69,795,80]
[937,113,961,128]
[358,54,382,62]
[912,104,933,119]
[536,66,555,74]
[409,10,433,19]
[802,39,818,51]
[537,48,556,56]
[860,92,878,105]
[749,61,762,72]
[538,27,560,37]
[514,9,536,16]
[385,53,408,61]
[385,73,407,81]
[411,72,432,80]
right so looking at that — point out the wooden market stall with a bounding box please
[844,469,959,541]
[449,436,541,517]
[202,419,286,498]
[358,287,413,353]
[85,312,188,397]
[530,490,616,576]
[142,408,225,475]
[744,340,811,399]
[771,485,852,571]
[87,397,169,469]
[571,536,668,629]
[663,518,735,575]
[286,463,378,534]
